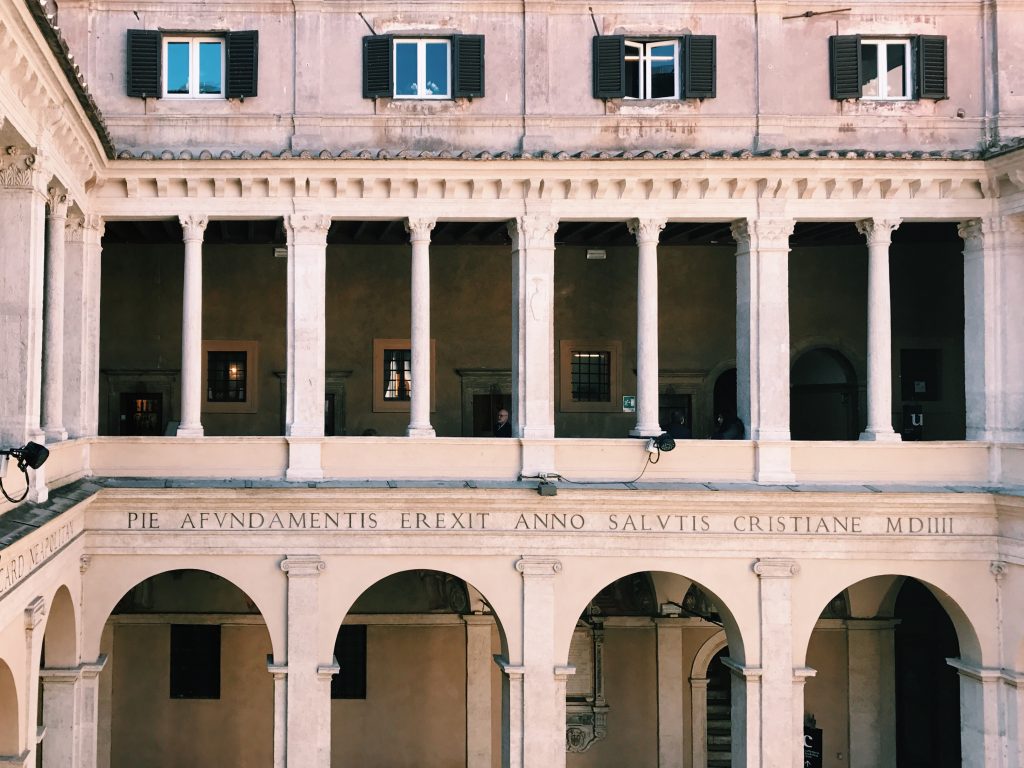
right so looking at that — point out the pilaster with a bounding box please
[515,556,564,768]
[75,656,107,768]
[509,213,557,475]
[23,597,46,767]
[0,148,48,448]
[464,614,495,768]
[280,556,328,768]
[856,218,902,442]
[654,617,685,768]
[41,188,71,443]
[846,620,897,768]
[947,659,1005,768]
[177,214,208,437]
[752,558,800,768]
[721,658,761,768]
[267,662,288,768]
[628,218,666,438]
[63,215,104,438]
[39,665,80,768]
[406,217,436,438]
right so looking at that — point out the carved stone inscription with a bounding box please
[121,510,965,536]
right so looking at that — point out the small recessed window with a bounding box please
[624,40,679,99]
[331,625,367,700]
[170,624,220,699]
[571,351,612,402]
[394,39,451,98]
[383,349,412,402]
[163,37,224,98]
[860,39,911,100]
[559,340,622,413]
[372,338,436,413]
[207,351,247,402]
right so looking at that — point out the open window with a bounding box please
[363,35,484,99]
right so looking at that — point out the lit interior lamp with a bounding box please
[0,441,50,504]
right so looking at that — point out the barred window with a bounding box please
[571,351,611,402]
[383,349,412,401]
[207,351,247,402]
[559,340,622,413]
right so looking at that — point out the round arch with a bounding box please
[790,345,861,440]
[82,556,284,661]
[691,630,729,680]
[43,585,78,667]
[319,558,516,663]
[556,565,750,670]
[0,658,19,755]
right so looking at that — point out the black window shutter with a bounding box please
[452,35,485,98]
[363,35,393,98]
[592,35,625,99]
[916,35,947,99]
[226,31,259,99]
[829,35,862,99]
[126,29,161,98]
[683,35,716,98]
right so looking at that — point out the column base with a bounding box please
[286,437,324,482]
[521,440,556,478]
[520,425,555,440]
[858,429,902,442]
[629,425,663,438]
[406,425,436,438]
[286,424,325,438]
[43,427,68,443]
[176,424,204,437]
[754,442,795,485]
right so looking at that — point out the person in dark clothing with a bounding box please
[711,413,745,440]
[494,408,512,437]
[667,410,692,439]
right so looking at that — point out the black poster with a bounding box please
[803,726,823,768]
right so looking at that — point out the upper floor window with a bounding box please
[126,29,259,100]
[593,35,716,100]
[829,35,947,101]
[395,39,451,98]
[559,339,623,413]
[363,35,485,100]
[624,40,678,99]
[164,37,224,98]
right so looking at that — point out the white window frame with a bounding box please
[860,38,912,101]
[624,39,679,100]
[393,38,451,100]
[162,36,225,99]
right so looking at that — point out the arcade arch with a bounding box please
[0,658,18,757]
[99,569,275,768]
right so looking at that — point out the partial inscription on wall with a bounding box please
[0,517,79,598]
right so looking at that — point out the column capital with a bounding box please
[280,554,325,575]
[515,556,562,576]
[39,666,83,683]
[509,213,558,250]
[66,214,104,244]
[405,216,436,243]
[286,213,331,245]
[80,654,108,678]
[0,147,46,195]
[179,214,209,242]
[752,558,800,579]
[855,217,901,245]
[553,664,577,682]
[266,660,288,679]
[628,217,666,245]
[46,187,71,218]
[959,214,1024,246]
[316,661,340,682]
[731,217,794,247]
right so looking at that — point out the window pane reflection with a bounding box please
[395,43,418,96]
[167,42,190,94]
[424,42,448,95]
[860,43,879,97]
[886,44,906,97]
[198,42,222,94]
[650,58,675,98]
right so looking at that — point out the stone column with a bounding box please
[509,213,557,475]
[75,657,106,768]
[0,149,48,450]
[63,215,104,439]
[733,217,795,483]
[267,662,287,768]
[41,188,71,443]
[947,659,1004,768]
[176,214,208,437]
[721,658,760,768]
[405,217,436,437]
[284,214,330,480]
[516,557,566,768]
[280,556,328,768]
[39,666,79,768]
[846,620,896,768]
[753,558,800,768]
[23,597,46,767]
[856,218,901,442]
[654,617,684,768]
[465,615,494,768]
[497,658,524,768]
[629,218,667,437]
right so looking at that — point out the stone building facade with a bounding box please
[1,1,1024,767]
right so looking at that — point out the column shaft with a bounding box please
[39,669,79,768]
[406,218,436,437]
[177,215,208,437]
[629,218,666,437]
[857,218,901,441]
[281,556,328,768]
[76,657,106,768]
[267,664,287,768]
[465,616,494,767]
[655,618,684,768]
[63,216,104,438]
[0,151,47,448]
[41,189,71,443]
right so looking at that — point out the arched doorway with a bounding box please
[39,586,78,768]
[0,658,18,757]
[330,569,508,768]
[791,348,860,440]
[101,569,274,767]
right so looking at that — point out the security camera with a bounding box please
[1,441,49,503]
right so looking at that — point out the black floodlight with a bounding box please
[1,441,49,503]
[646,433,676,454]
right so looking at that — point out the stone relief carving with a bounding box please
[566,620,608,753]
[0,147,40,189]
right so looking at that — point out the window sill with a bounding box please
[379,98,470,115]
[604,99,701,116]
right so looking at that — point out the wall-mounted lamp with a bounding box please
[646,433,675,454]
[1,441,49,503]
